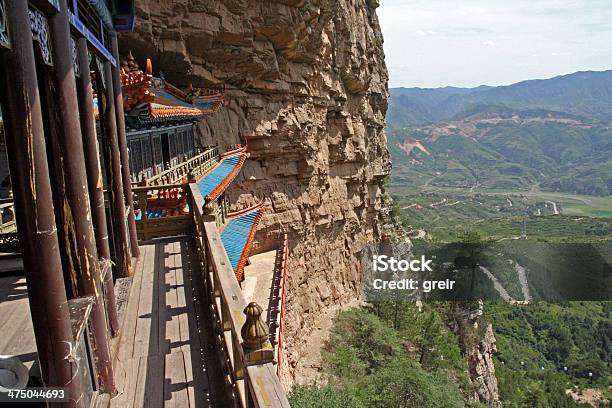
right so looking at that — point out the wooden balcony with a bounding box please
[136,147,219,187]
[0,167,290,406]
[110,238,232,407]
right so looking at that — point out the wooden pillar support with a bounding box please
[110,34,140,258]
[75,37,120,336]
[0,0,82,403]
[100,59,132,278]
[47,0,115,393]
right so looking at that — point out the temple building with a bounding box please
[118,53,225,182]
[0,1,289,407]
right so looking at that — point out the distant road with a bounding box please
[515,263,532,303]
[479,266,515,303]
[546,200,559,215]
[480,264,531,304]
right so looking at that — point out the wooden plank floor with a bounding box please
[111,238,232,408]
[0,275,38,371]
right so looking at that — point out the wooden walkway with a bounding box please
[0,275,37,371]
[111,238,232,408]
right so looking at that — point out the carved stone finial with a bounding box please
[241,302,274,365]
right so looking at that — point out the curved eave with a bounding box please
[220,202,266,282]
[149,103,204,121]
[196,148,248,201]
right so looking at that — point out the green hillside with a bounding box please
[386,70,612,408]
[389,107,612,196]
[388,70,612,127]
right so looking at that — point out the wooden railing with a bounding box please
[189,183,290,408]
[0,199,17,234]
[275,234,289,376]
[132,183,193,242]
[137,147,219,187]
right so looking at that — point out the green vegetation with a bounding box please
[388,109,612,196]
[392,190,612,243]
[289,305,484,408]
[488,302,612,407]
[378,70,612,407]
[388,70,612,128]
[289,302,611,407]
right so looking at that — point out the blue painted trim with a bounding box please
[69,11,116,66]
[87,0,114,32]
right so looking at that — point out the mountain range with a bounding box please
[388,70,612,128]
[387,71,612,196]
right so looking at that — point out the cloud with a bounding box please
[378,0,612,88]
[415,29,437,37]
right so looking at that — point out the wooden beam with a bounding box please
[0,0,82,402]
[99,58,132,278]
[75,37,120,336]
[110,34,140,258]
[246,364,291,408]
[47,0,115,394]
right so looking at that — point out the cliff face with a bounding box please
[120,0,391,384]
[453,302,501,408]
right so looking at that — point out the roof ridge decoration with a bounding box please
[119,52,226,121]
[121,54,153,111]
[220,201,266,282]
[226,200,266,218]
[221,145,248,158]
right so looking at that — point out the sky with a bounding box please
[378,0,612,88]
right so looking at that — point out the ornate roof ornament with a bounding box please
[29,7,53,66]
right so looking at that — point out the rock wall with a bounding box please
[120,0,391,385]
[453,302,502,408]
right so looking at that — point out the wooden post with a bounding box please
[75,37,120,336]
[48,0,116,393]
[241,302,274,365]
[0,0,82,403]
[137,188,149,242]
[98,59,132,278]
[110,34,140,258]
[203,197,217,222]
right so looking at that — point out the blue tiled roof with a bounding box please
[196,155,242,198]
[193,101,215,110]
[153,88,194,108]
[221,209,261,272]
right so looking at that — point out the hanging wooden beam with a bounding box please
[0,0,82,402]
[99,58,132,279]
[47,0,115,394]
[110,33,140,258]
[75,37,120,336]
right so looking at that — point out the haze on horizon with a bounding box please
[379,0,612,89]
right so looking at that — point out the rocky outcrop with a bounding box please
[120,0,390,385]
[453,301,501,408]
[467,322,501,407]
